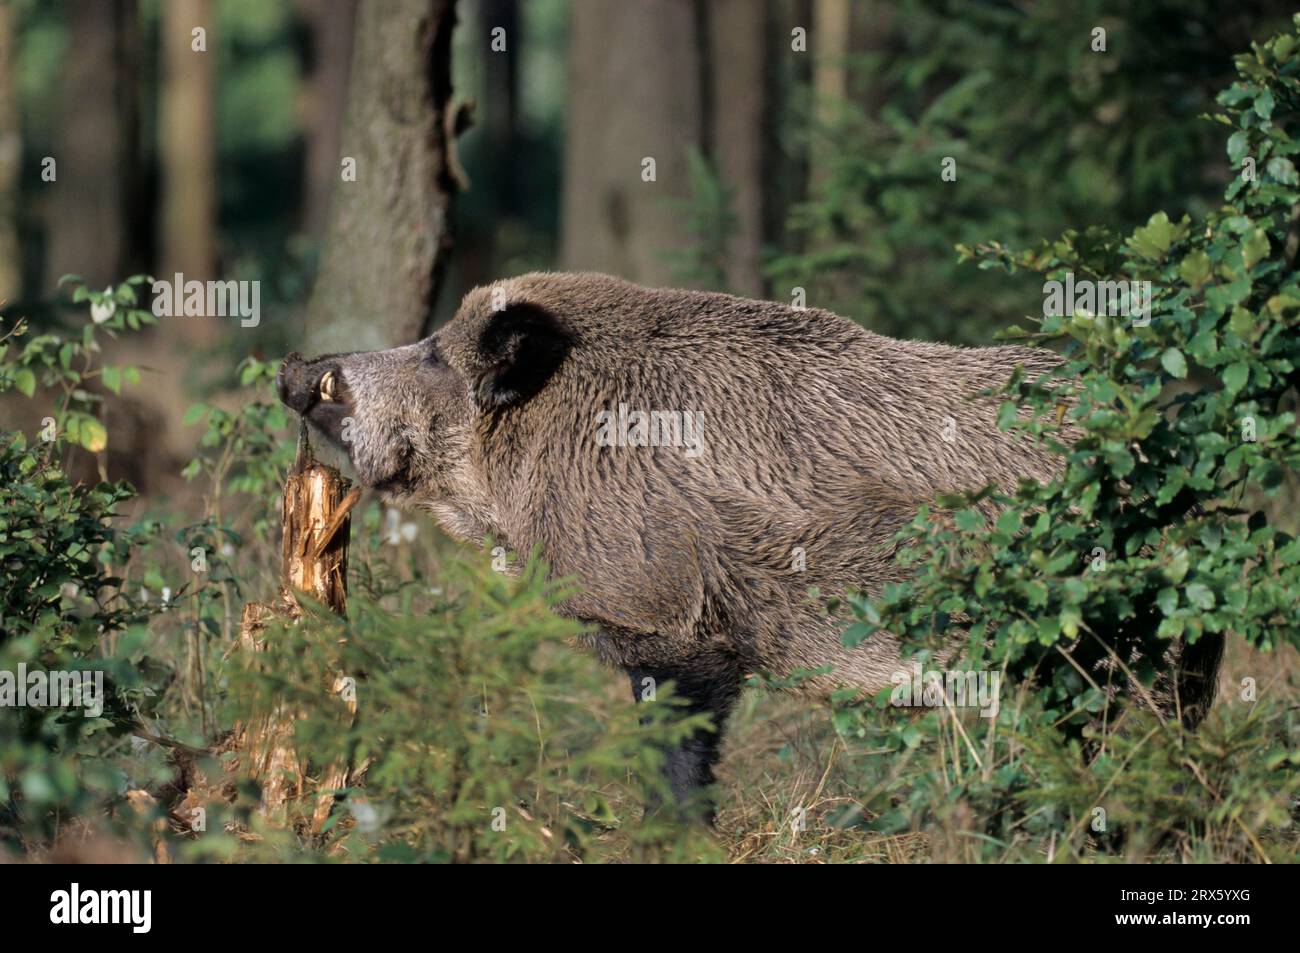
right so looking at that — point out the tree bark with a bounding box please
[560,0,702,287]
[811,0,851,193]
[709,0,771,297]
[299,0,359,241]
[159,0,216,287]
[305,0,466,354]
[467,0,521,290]
[45,0,138,293]
[560,0,773,294]
[481,0,519,171]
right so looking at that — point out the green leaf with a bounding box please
[1229,307,1257,339]
[1222,362,1249,395]
[13,367,36,398]
[1179,251,1212,287]
[1185,583,1216,611]
[77,418,107,453]
[1266,156,1299,184]
[1254,88,1275,119]
[1160,348,1188,379]
[1059,608,1081,640]
[1129,212,1188,260]
[1162,548,1190,585]
[1227,131,1249,165]
[1156,588,1178,615]
[1242,228,1270,270]
[995,509,1022,535]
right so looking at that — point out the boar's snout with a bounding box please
[277,352,322,415]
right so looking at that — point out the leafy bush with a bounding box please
[828,17,1300,861]
[0,284,171,852]
[766,0,1294,342]
[223,558,720,862]
[0,284,714,862]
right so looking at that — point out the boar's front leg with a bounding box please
[625,654,743,822]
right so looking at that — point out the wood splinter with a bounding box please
[233,420,362,833]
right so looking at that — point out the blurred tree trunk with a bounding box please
[159,0,216,293]
[306,0,467,353]
[464,0,519,290]
[560,0,702,286]
[299,0,359,240]
[561,0,773,294]
[811,0,850,190]
[764,0,814,291]
[709,0,770,296]
[0,1,20,302]
[481,0,519,205]
[45,0,138,292]
[850,1,894,116]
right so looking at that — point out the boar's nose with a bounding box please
[277,352,317,414]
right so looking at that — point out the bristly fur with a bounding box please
[278,271,1223,809]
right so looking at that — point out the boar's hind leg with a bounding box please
[626,655,743,820]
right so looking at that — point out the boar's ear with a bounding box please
[472,303,572,411]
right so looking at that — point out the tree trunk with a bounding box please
[305,0,466,354]
[561,0,773,294]
[813,0,851,100]
[0,1,20,302]
[45,0,138,293]
[159,0,216,288]
[299,0,359,241]
[560,0,702,287]
[811,0,851,194]
[481,0,519,186]
[465,0,520,290]
[709,0,771,297]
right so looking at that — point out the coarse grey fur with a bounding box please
[277,271,1221,810]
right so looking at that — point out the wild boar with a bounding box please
[277,272,1221,813]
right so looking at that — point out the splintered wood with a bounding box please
[234,424,361,832]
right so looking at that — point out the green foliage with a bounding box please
[0,283,174,852]
[181,355,295,535]
[0,284,715,861]
[826,682,1300,862]
[0,277,166,646]
[665,148,740,289]
[228,557,721,862]
[828,17,1300,860]
[767,0,1294,342]
[2,276,153,452]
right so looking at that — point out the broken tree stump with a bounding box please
[233,423,361,832]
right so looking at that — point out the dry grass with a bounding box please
[658,635,1300,864]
